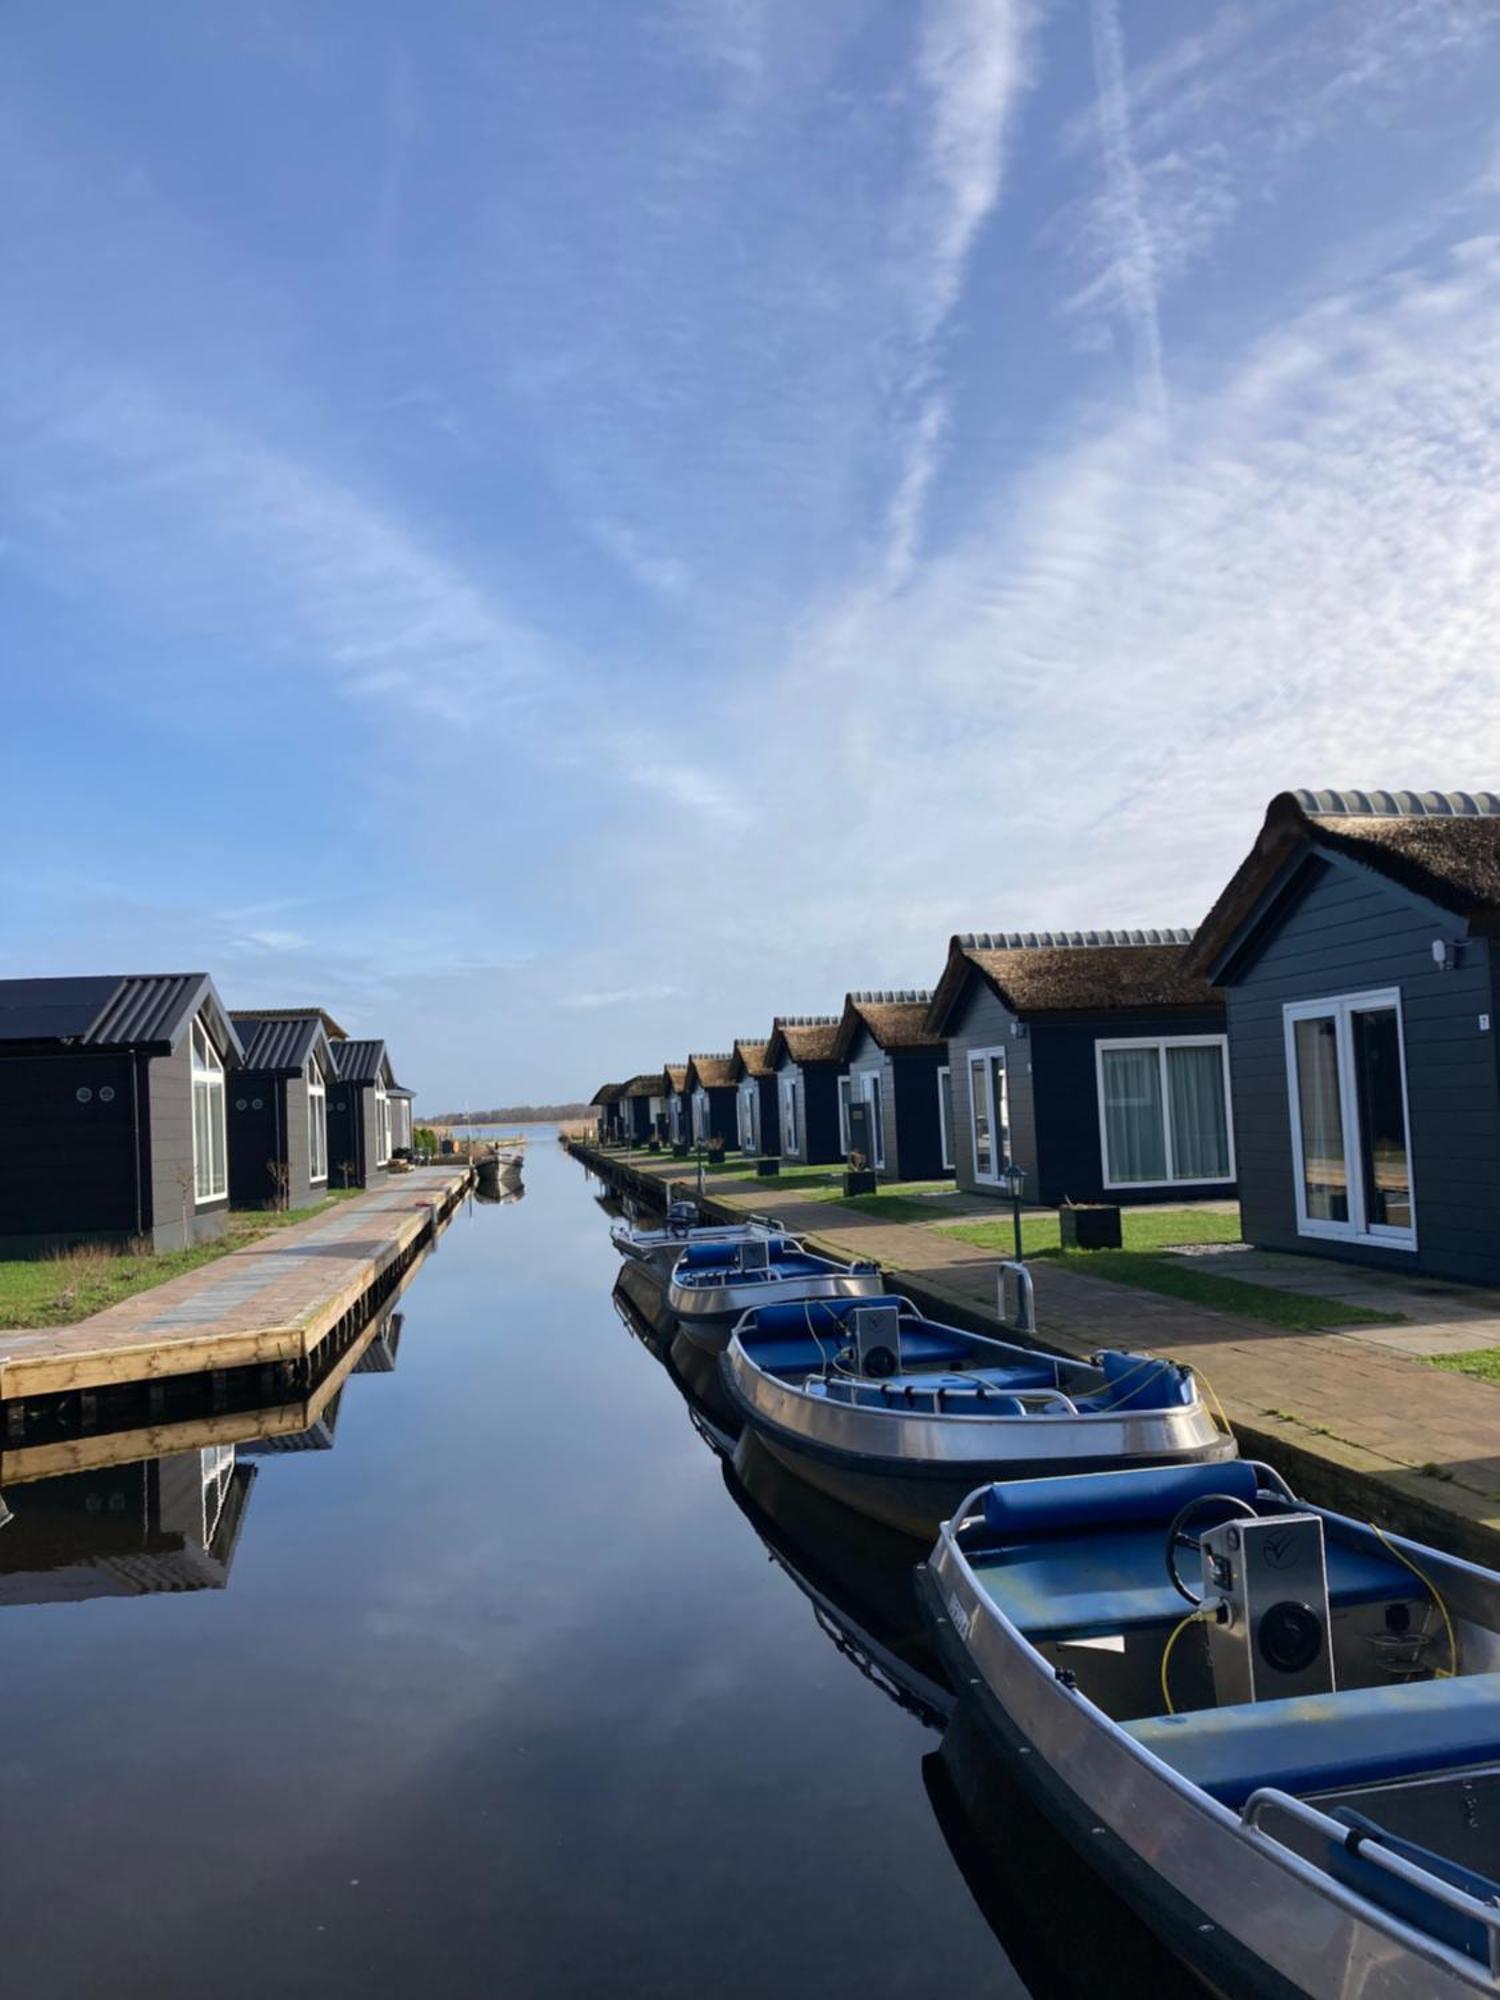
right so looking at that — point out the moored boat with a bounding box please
[610,1200,787,1283]
[667,1238,883,1354]
[921,1458,1500,1997]
[720,1294,1232,1537]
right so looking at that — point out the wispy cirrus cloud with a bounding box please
[562,984,678,1012]
[1082,0,1165,418]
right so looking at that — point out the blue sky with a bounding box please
[4,1,1500,1107]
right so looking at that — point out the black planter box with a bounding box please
[755,1158,781,1178]
[844,1169,878,1196]
[647,1140,661,1154]
[671,1143,690,1159]
[1059,1204,1122,1250]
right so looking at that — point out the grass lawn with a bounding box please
[1036,1249,1397,1333]
[806,1179,976,1223]
[940,1205,1396,1332]
[942,1206,1244,1257]
[1429,1348,1500,1384]
[0,1189,363,1330]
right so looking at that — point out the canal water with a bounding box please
[0,1136,1192,1998]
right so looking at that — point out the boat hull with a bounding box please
[723,1350,1233,1538]
[669,1270,885,1355]
[920,1536,1493,1999]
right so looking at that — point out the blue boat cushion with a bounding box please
[677,1251,827,1287]
[1327,1810,1500,1968]
[1077,1350,1193,1413]
[1126,1674,1500,1811]
[971,1531,1415,1642]
[676,1238,793,1271]
[981,1458,1259,1538]
[738,1298,988,1375]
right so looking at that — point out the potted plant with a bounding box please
[755,1153,781,1177]
[707,1133,727,1166]
[843,1148,878,1197]
[1058,1199,1122,1250]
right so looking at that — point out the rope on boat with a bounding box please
[1369,1521,1459,1679]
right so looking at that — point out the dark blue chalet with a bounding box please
[730,1039,781,1157]
[227,1011,338,1211]
[831,991,951,1182]
[925,932,1234,1206]
[0,973,244,1254]
[328,1039,397,1188]
[1187,788,1500,1285]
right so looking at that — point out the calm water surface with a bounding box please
[0,1136,1183,1998]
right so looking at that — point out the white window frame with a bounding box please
[374,1076,391,1165]
[1283,988,1417,1250]
[738,1082,757,1152]
[308,1059,328,1184]
[937,1066,955,1171]
[966,1045,1009,1186]
[190,1017,227,1204]
[837,1075,853,1154]
[1095,1034,1236,1192]
[849,1066,885,1168]
[692,1088,709,1144]
[781,1076,798,1156]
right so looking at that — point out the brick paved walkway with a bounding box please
[0,1168,469,1400]
[590,1149,1500,1564]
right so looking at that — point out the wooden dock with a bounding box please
[0,1166,470,1406]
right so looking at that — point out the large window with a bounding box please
[859,1071,885,1168]
[967,1048,1009,1184]
[191,1018,227,1203]
[781,1078,798,1155]
[1096,1036,1233,1189]
[308,1059,328,1183]
[738,1083,757,1152]
[374,1077,391,1165]
[837,1075,853,1153]
[692,1090,708,1144]
[937,1066,955,1171]
[1284,991,1414,1247]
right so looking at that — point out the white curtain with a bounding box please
[1101,1047,1167,1182]
[1167,1045,1230,1180]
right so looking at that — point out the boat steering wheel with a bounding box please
[1166,1493,1257,1606]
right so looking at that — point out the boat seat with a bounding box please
[971,1530,1418,1643]
[1127,1674,1500,1809]
[805,1370,1054,1413]
[740,1322,984,1374]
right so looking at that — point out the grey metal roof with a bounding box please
[771,1015,839,1026]
[332,1038,390,1084]
[388,1084,415,1099]
[849,989,932,1003]
[231,1013,332,1075]
[957,929,1193,951]
[0,973,243,1057]
[1292,789,1500,818]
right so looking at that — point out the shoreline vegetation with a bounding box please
[0,1190,364,1331]
[429,1103,590,1125]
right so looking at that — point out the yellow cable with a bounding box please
[1371,1520,1459,1679]
[1160,1606,1209,1716]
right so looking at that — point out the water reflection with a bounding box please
[606,1175,1205,2000]
[0,1448,255,1603]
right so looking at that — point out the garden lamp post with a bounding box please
[1003,1160,1027,1264]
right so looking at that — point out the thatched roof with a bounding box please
[663,1063,689,1094]
[589,1082,626,1105]
[686,1052,737,1090]
[1189,790,1500,976]
[926,930,1215,1032]
[730,1038,773,1080]
[621,1073,661,1099]
[763,1016,842,1067]
[833,991,944,1059]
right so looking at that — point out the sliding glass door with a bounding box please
[967,1048,1009,1185]
[1285,990,1415,1247]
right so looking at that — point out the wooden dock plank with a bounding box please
[0,1168,469,1402]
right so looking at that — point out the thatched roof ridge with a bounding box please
[730,1038,772,1080]
[686,1052,737,1090]
[1188,790,1500,975]
[926,934,1217,1032]
[662,1063,689,1093]
[763,1016,842,1067]
[834,990,944,1058]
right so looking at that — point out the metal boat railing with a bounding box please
[1242,1787,1500,1979]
